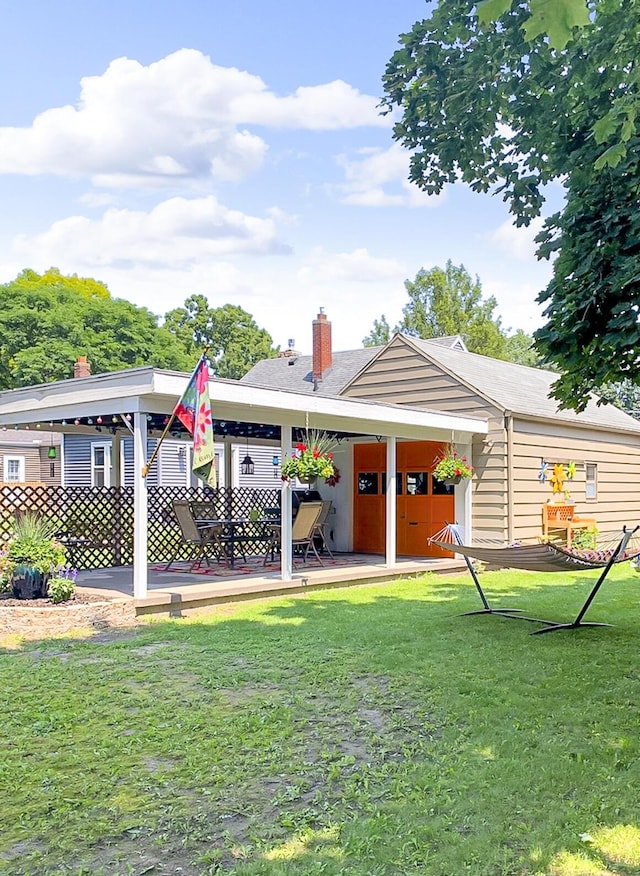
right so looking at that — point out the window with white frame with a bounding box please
[3,455,25,483]
[585,463,597,499]
[91,443,111,487]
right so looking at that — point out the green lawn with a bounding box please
[2,563,640,875]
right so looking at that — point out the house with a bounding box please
[0,428,62,487]
[243,311,640,546]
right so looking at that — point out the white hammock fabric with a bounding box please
[430,524,640,572]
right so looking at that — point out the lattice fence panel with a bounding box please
[0,484,282,569]
[148,486,281,563]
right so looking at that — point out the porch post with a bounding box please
[455,440,473,542]
[111,432,122,487]
[111,432,123,566]
[280,425,293,581]
[133,412,148,599]
[385,436,397,567]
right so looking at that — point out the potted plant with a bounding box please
[281,430,336,485]
[432,444,474,486]
[5,513,68,599]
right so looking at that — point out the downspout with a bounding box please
[505,411,514,543]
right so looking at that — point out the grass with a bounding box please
[2,562,640,875]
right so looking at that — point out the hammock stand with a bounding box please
[431,524,640,635]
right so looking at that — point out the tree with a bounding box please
[362,315,391,347]
[504,329,541,368]
[0,269,192,389]
[477,0,590,50]
[163,296,278,379]
[395,262,508,358]
[382,0,640,410]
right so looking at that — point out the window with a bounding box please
[91,443,112,487]
[357,472,379,495]
[3,455,25,483]
[432,476,454,496]
[585,463,597,500]
[406,472,429,495]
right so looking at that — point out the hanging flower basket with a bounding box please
[432,444,474,484]
[281,430,336,483]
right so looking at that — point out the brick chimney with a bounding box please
[312,309,332,386]
[73,356,91,378]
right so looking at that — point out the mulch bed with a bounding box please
[0,591,115,608]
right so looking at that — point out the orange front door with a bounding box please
[353,441,455,557]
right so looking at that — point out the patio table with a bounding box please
[193,517,275,567]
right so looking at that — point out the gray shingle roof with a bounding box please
[241,346,383,396]
[408,337,640,434]
[242,334,640,435]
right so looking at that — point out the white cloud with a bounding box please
[484,278,547,334]
[298,246,405,284]
[231,79,386,130]
[12,195,289,269]
[337,143,447,208]
[78,191,118,208]
[489,217,545,260]
[0,49,386,188]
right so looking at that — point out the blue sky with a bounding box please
[0,0,558,354]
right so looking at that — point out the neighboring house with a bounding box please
[0,429,62,487]
[62,434,274,488]
[62,434,197,488]
[243,311,640,547]
[0,429,276,490]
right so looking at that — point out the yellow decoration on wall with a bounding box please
[549,463,567,494]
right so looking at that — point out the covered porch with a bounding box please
[0,366,488,599]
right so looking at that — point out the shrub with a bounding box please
[47,572,77,603]
[6,513,67,574]
[572,527,598,551]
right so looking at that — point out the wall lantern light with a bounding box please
[240,438,255,475]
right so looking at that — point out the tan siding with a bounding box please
[0,447,43,484]
[342,340,490,418]
[512,417,640,542]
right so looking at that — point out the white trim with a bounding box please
[91,441,112,487]
[60,434,66,486]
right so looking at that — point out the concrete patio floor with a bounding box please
[76,553,467,616]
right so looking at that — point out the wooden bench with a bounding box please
[542,502,597,549]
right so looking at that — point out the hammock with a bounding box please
[430,523,640,634]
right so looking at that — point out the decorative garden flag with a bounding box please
[174,357,217,488]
